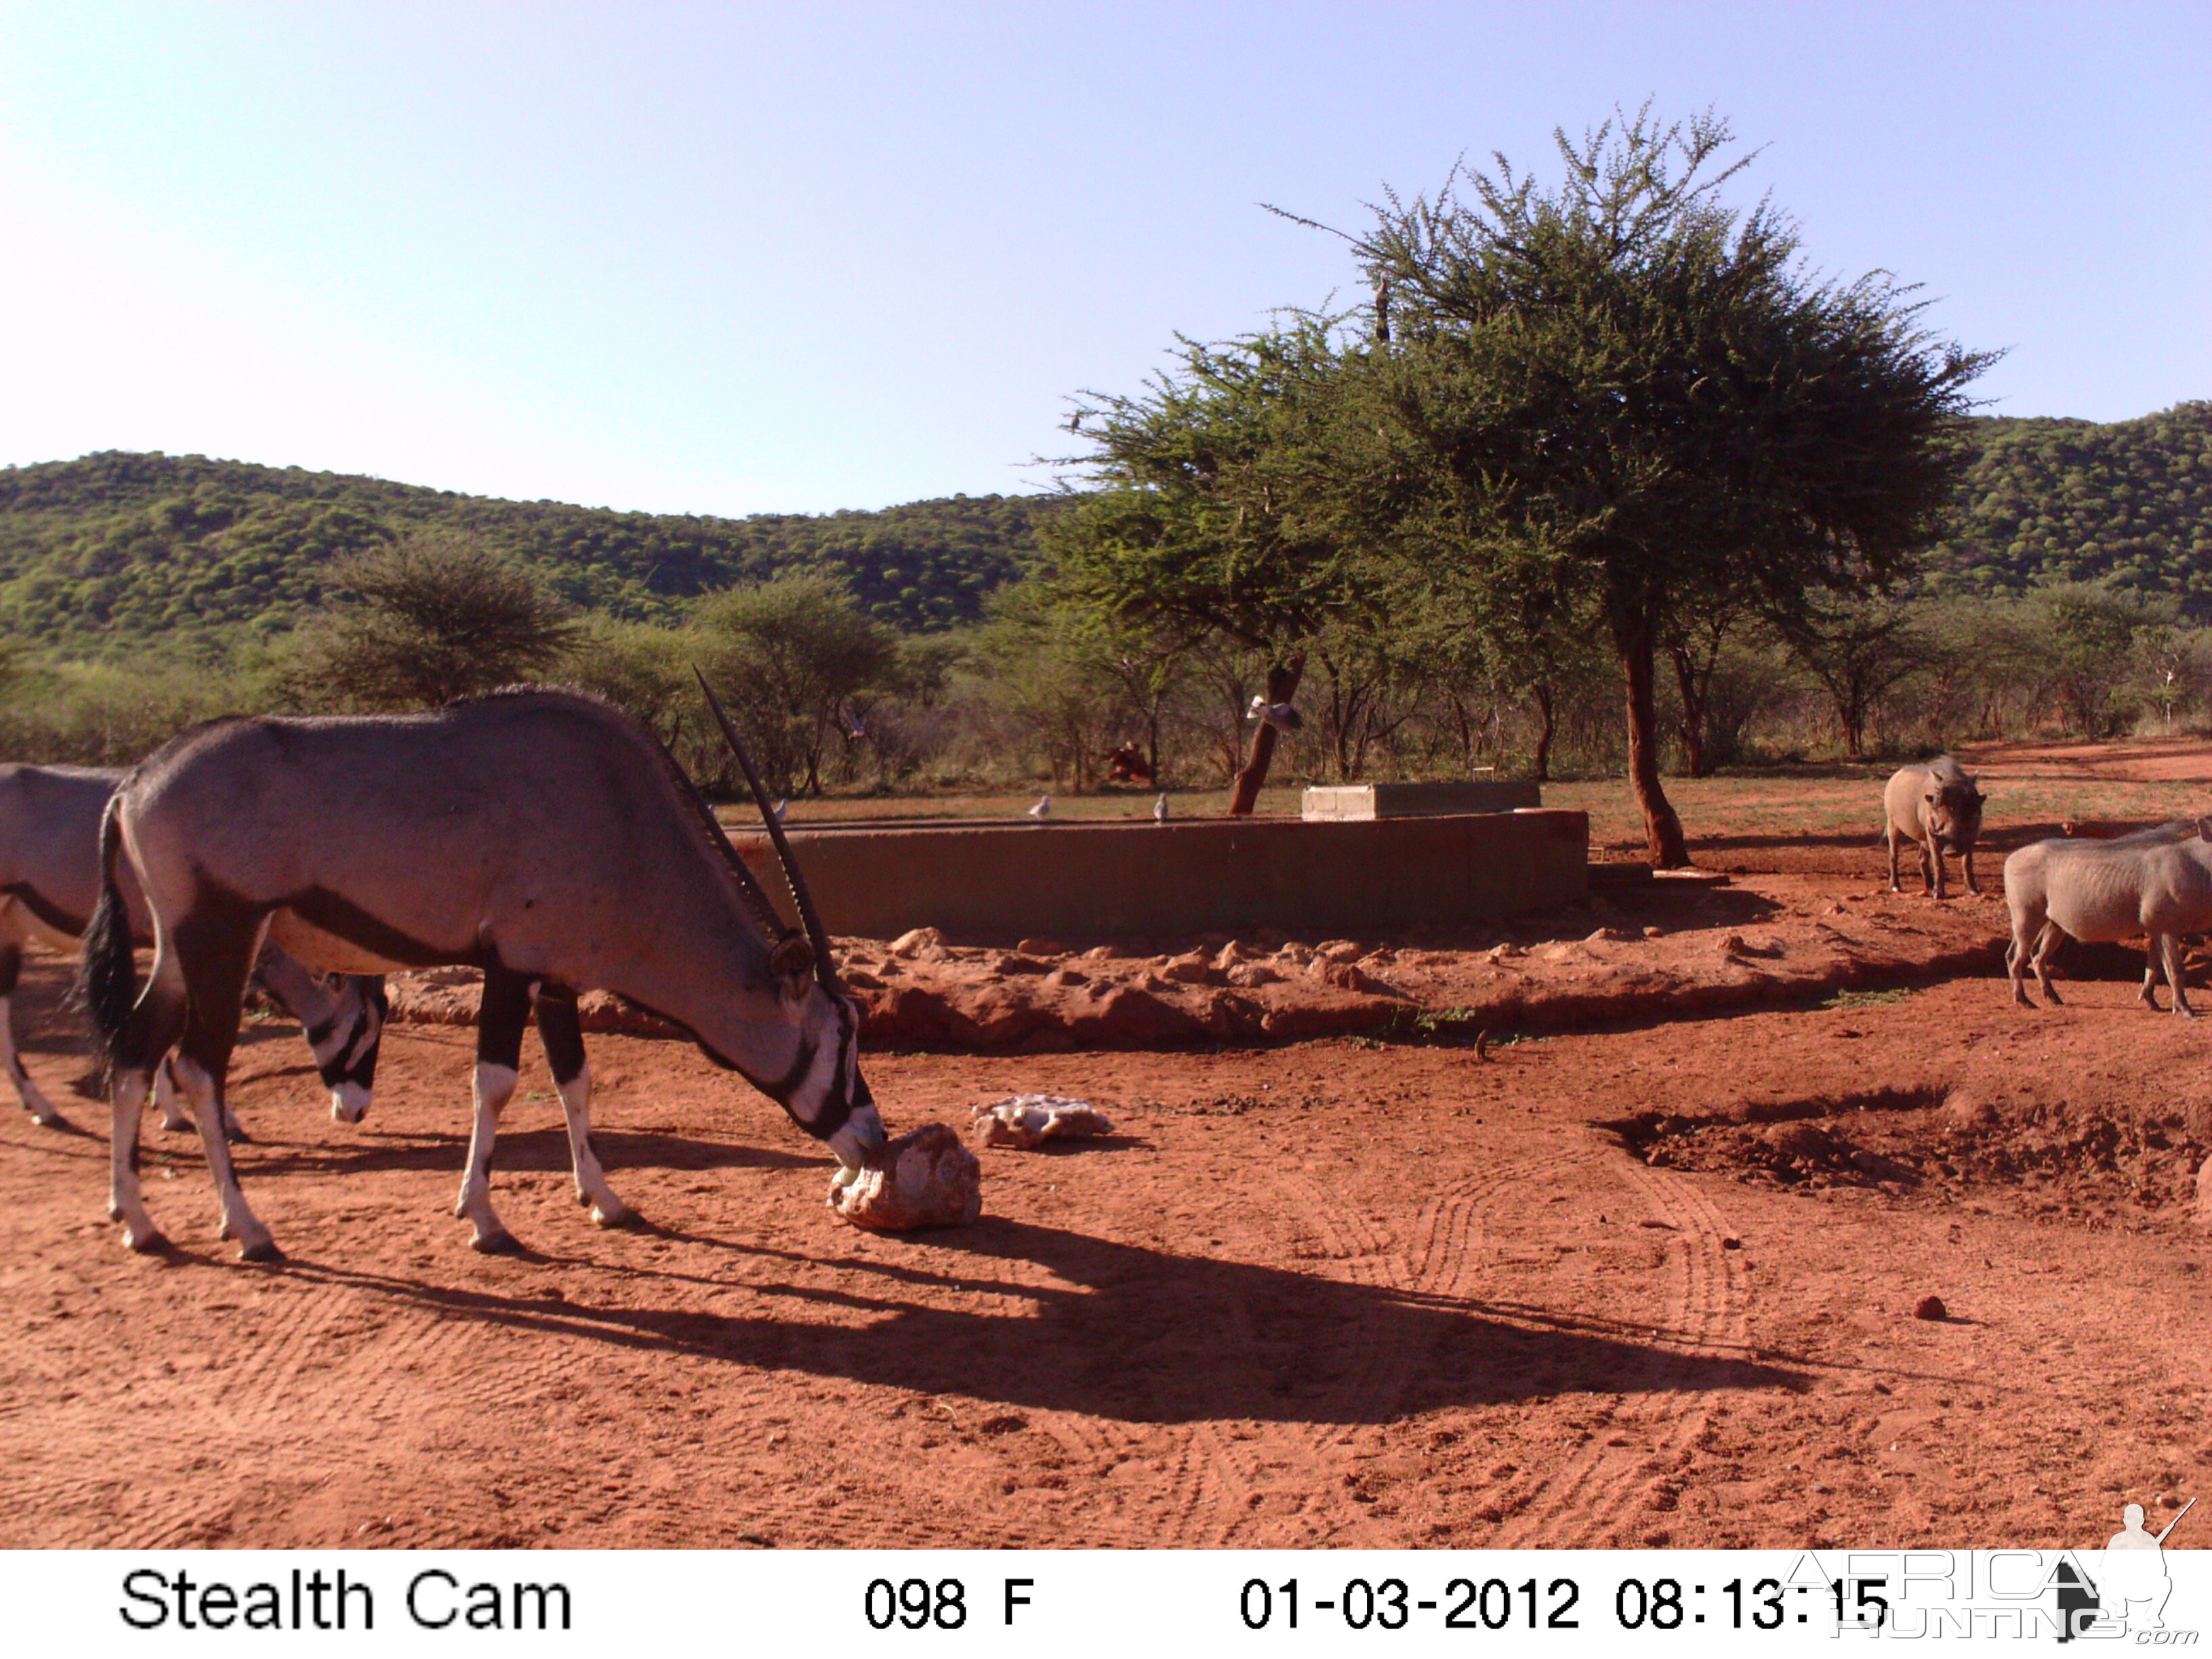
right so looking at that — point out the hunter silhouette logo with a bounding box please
[2056,1497,2194,1642]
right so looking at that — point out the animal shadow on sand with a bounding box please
[165,1122,825,1182]
[270,1214,1805,1427]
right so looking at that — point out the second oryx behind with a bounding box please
[0,760,386,1130]
[77,685,886,1261]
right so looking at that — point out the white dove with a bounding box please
[1027,794,1051,823]
[1153,793,1170,822]
[1248,694,1303,733]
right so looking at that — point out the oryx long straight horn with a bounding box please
[692,668,839,993]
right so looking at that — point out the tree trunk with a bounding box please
[1618,613,1691,867]
[1668,641,1712,778]
[1229,655,1305,816]
[1450,694,1476,777]
[1833,676,1868,758]
[1531,682,1555,783]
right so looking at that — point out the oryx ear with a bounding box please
[769,932,815,998]
[2196,817,2212,843]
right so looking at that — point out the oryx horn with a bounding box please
[693,668,838,990]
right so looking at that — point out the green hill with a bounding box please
[7,405,2209,657]
[1924,401,2212,612]
[0,451,1061,653]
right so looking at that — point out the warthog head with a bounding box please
[1924,775,1984,852]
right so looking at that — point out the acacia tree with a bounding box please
[1045,323,1385,813]
[1787,593,1925,757]
[2026,580,2177,737]
[1664,596,1762,777]
[1333,106,1992,863]
[1396,548,1601,782]
[690,569,897,796]
[297,530,578,710]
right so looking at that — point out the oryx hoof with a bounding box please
[28,1106,67,1130]
[471,1227,524,1256]
[590,1197,641,1230]
[123,1223,169,1255]
[2177,1004,2199,1021]
[237,1235,285,1265]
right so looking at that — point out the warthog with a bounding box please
[1883,756,1985,899]
[2004,818,2212,1012]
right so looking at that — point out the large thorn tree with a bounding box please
[1044,323,1382,813]
[1340,106,1993,865]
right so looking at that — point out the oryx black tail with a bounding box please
[73,796,139,1084]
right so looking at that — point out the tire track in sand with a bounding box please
[1490,1151,1748,1547]
[1182,1150,1602,1547]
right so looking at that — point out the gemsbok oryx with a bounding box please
[1,761,386,1131]
[77,684,885,1261]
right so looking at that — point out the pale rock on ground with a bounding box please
[971,1094,1115,1149]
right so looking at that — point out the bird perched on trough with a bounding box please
[1153,792,1170,823]
[771,798,788,823]
[1028,794,1051,823]
[1248,694,1303,733]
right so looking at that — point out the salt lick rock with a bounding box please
[827,1123,983,1231]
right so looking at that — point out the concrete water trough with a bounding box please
[1300,779,1542,819]
[726,807,1589,940]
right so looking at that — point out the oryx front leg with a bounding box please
[0,975,62,1126]
[172,1053,277,1261]
[455,970,531,1254]
[536,986,634,1229]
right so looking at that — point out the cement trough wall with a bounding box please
[729,809,1589,939]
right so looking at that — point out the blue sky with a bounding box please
[2,1,2206,516]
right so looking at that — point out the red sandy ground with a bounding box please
[3,772,2209,1550]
